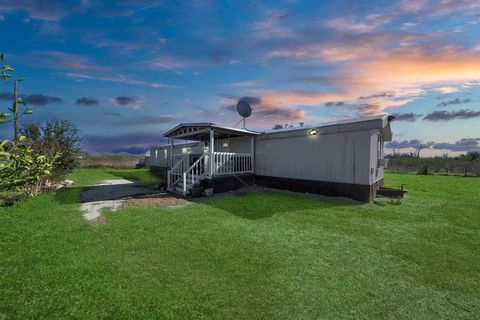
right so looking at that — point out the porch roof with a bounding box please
[163,122,259,141]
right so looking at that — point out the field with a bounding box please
[79,153,142,169]
[1,169,479,319]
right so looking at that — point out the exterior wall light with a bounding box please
[309,128,318,135]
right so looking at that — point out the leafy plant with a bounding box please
[0,52,56,199]
[0,136,60,196]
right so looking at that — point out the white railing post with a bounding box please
[209,129,214,177]
[250,136,254,173]
[183,172,187,195]
[170,138,174,167]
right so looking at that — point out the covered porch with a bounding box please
[163,123,258,194]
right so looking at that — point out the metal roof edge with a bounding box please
[262,114,389,135]
[163,122,260,137]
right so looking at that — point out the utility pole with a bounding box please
[13,80,18,141]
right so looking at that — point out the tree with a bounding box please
[0,52,32,139]
[272,124,283,130]
[0,52,58,198]
[11,79,32,141]
[21,119,82,180]
[0,52,13,124]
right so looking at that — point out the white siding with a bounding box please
[212,136,252,153]
[255,128,373,185]
[228,136,251,153]
[149,142,203,167]
[368,129,385,184]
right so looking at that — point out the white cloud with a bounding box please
[223,80,262,87]
[324,14,392,34]
[150,82,182,89]
[65,72,144,85]
[434,86,459,94]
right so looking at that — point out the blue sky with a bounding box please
[0,0,479,155]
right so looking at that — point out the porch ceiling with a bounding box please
[163,123,259,141]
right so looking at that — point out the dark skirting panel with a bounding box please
[149,165,168,180]
[212,174,255,193]
[254,175,383,202]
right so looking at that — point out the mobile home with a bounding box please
[149,115,393,201]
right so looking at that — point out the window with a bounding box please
[377,133,383,160]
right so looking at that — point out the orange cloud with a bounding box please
[335,45,480,112]
[250,90,347,108]
[261,44,480,116]
[351,46,480,89]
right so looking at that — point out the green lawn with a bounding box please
[66,168,163,186]
[0,170,479,319]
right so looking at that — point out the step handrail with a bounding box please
[171,154,188,172]
[184,154,206,192]
[168,155,188,189]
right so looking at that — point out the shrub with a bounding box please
[0,136,59,196]
[21,120,81,181]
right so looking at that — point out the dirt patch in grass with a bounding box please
[95,214,106,224]
[123,196,190,207]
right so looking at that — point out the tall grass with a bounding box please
[387,155,480,176]
[79,153,142,169]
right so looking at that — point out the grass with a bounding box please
[0,170,479,319]
[66,168,163,186]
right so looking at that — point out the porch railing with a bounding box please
[213,152,252,175]
[168,152,253,193]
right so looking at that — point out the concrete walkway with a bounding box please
[80,179,161,222]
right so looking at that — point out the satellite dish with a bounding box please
[237,100,252,118]
[236,100,252,129]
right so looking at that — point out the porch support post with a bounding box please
[209,129,214,178]
[170,138,174,168]
[250,136,255,173]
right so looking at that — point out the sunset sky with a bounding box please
[0,0,479,155]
